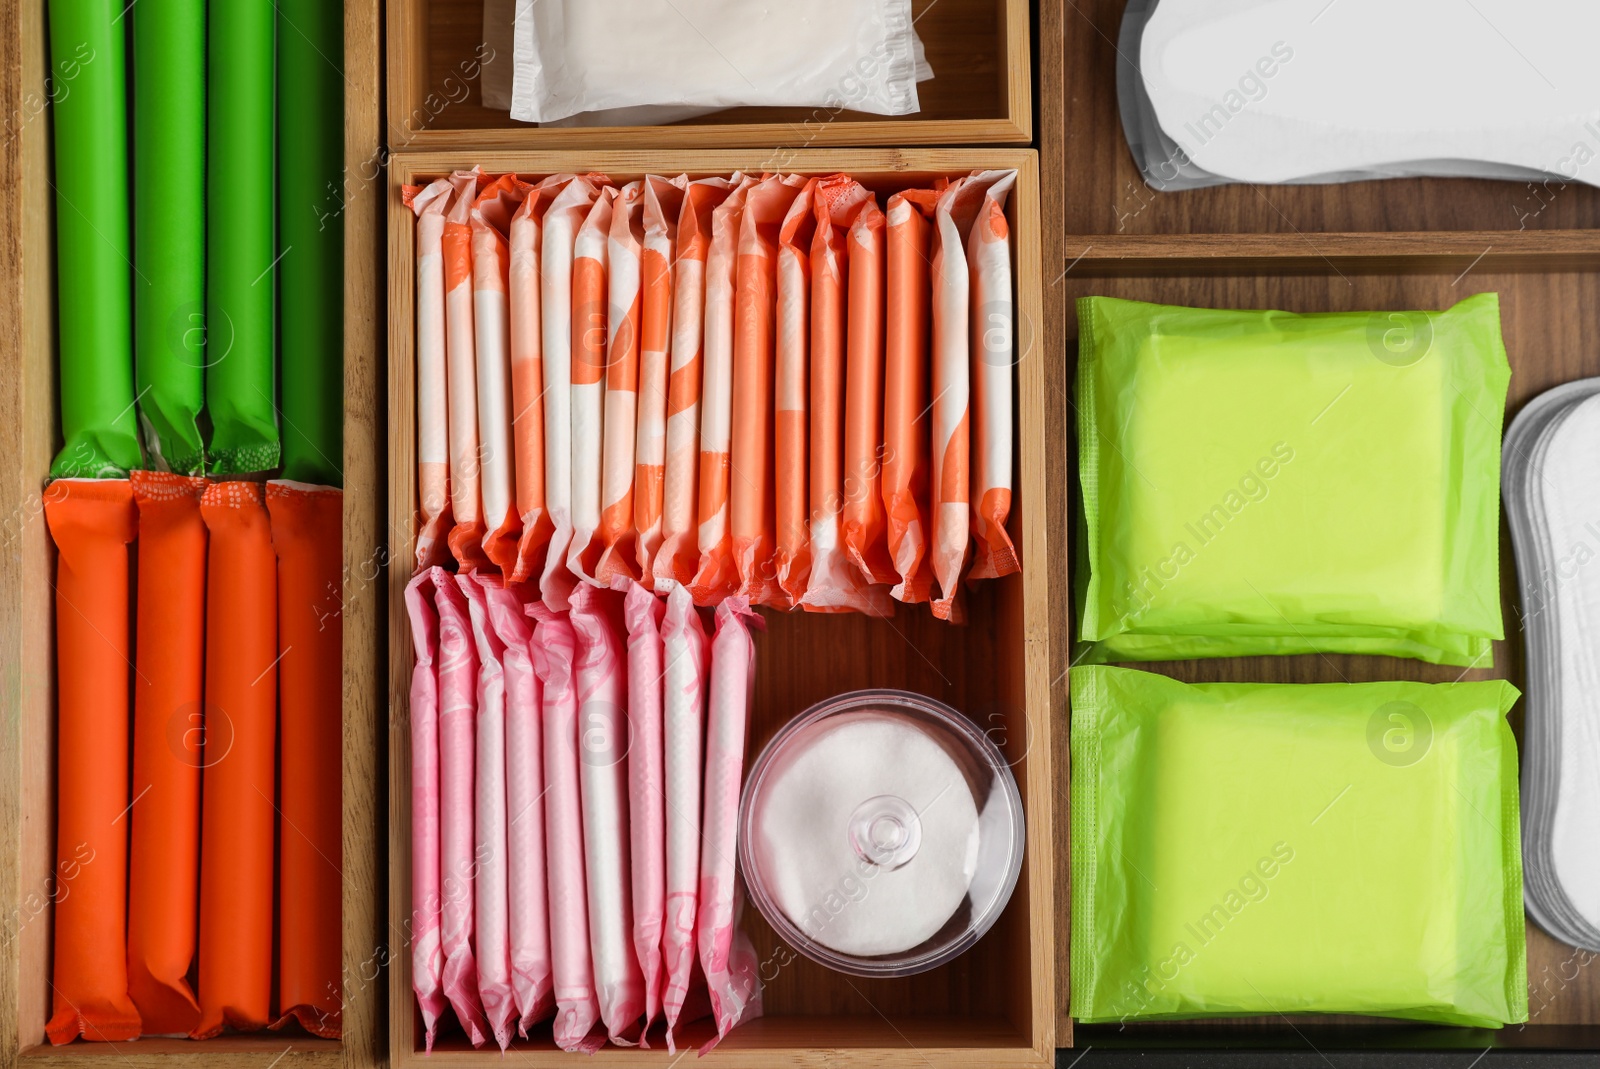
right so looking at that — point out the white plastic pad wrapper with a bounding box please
[508,0,924,123]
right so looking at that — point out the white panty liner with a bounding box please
[1124,0,1600,191]
[1504,378,1600,952]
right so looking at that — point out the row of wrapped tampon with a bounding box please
[407,573,763,1052]
[406,169,1019,620]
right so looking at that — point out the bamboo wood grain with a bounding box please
[385,0,1030,152]
[1055,231,1600,273]
[0,0,18,1043]
[0,0,50,1065]
[386,148,1053,1067]
[1038,0,1075,1048]
[340,2,386,1068]
[1,3,384,1066]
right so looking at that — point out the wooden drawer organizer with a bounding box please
[1041,0,1600,1058]
[0,2,386,1067]
[385,148,1054,1067]
[385,0,1033,151]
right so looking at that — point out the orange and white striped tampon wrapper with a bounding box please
[930,177,977,621]
[882,186,942,604]
[596,181,644,586]
[688,173,755,606]
[655,177,731,592]
[801,175,890,617]
[471,174,533,577]
[540,175,605,609]
[842,194,897,587]
[774,180,817,605]
[568,186,616,587]
[406,179,455,572]
[731,173,807,608]
[966,170,1020,581]
[506,175,571,585]
[444,167,490,571]
[633,175,688,587]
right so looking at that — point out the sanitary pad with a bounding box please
[1503,379,1600,952]
[1125,0,1600,191]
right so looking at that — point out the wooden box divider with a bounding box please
[1041,0,1600,1054]
[385,0,1033,152]
[385,147,1054,1068]
[0,2,385,1067]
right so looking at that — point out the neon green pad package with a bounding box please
[1070,666,1528,1028]
[1075,293,1510,666]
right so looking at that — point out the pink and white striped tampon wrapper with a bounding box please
[404,569,446,1049]
[698,597,765,1044]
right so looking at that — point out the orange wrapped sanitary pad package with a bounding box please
[803,176,890,617]
[471,174,533,576]
[633,176,689,587]
[406,179,456,570]
[689,174,755,605]
[774,180,818,604]
[731,173,807,607]
[444,168,491,571]
[655,177,731,590]
[882,187,943,603]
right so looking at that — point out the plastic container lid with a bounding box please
[738,689,1025,977]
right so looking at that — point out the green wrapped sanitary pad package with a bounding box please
[1070,666,1528,1028]
[1076,293,1509,666]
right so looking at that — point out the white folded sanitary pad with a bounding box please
[1134,0,1600,189]
[507,0,923,124]
[1504,378,1600,952]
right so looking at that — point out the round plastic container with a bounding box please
[738,689,1025,977]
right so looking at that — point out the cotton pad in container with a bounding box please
[739,690,1024,976]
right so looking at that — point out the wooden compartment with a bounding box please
[1052,0,1600,247]
[386,0,1032,151]
[385,148,1054,1066]
[1040,1,1600,1058]
[0,2,386,1067]
[1054,258,1600,1058]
